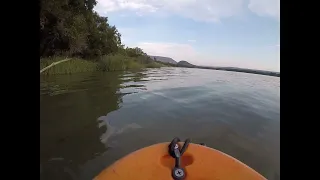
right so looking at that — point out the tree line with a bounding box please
[40,0,149,60]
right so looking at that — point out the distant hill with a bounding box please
[148,55,279,77]
[177,61,196,68]
[149,56,177,64]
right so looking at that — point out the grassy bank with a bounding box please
[40,55,167,75]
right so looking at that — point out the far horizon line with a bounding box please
[148,54,280,73]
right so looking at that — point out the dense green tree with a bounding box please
[40,0,151,60]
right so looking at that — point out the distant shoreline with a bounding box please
[193,66,280,77]
[164,62,280,77]
[151,56,280,77]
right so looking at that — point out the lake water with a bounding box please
[40,67,280,180]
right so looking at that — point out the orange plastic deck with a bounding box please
[94,142,266,180]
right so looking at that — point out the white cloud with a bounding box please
[95,0,244,22]
[94,0,280,71]
[94,0,157,13]
[187,40,196,43]
[95,0,280,22]
[248,0,280,20]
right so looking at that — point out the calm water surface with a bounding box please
[40,67,280,180]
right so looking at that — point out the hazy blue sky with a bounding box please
[94,0,280,72]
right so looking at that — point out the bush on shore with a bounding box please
[40,55,168,75]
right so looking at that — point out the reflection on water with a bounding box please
[40,68,280,180]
